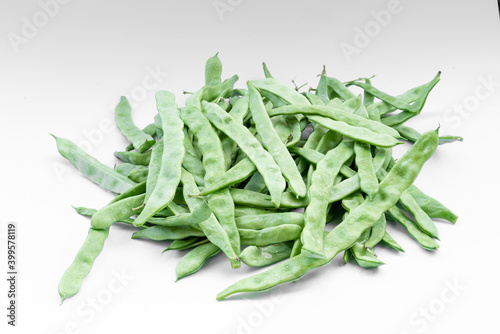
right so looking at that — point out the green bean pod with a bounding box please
[115,97,155,152]
[347,72,440,113]
[308,115,401,148]
[407,186,458,223]
[302,140,354,257]
[365,214,387,249]
[234,206,277,217]
[205,53,222,86]
[386,207,439,250]
[239,225,302,247]
[394,124,463,146]
[58,227,110,303]
[131,226,205,241]
[235,212,304,230]
[52,135,136,194]
[354,141,379,200]
[175,243,221,280]
[133,91,184,226]
[381,231,404,252]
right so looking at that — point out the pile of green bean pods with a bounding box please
[55,54,461,303]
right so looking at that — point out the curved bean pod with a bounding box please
[354,141,379,200]
[381,231,404,252]
[386,208,439,250]
[115,97,155,152]
[133,91,184,226]
[176,243,221,280]
[365,214,387,249]
[347,72,440,113]
[407,186,458,223]
[302,140,355,257]
[58,227,109,303]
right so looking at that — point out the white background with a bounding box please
[1,0,500,333]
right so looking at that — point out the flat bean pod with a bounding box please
[386,208,439,250]
[115,96,155,152]
[133,91,184,226]
[347,72,440,113]
[58,227,110,303]
[354,141,379,200]
[308,115,401,148]
[53,135,136,194]
[176,243,221,280]
[235,212,304,230]
[239,225,302,247]
[302,140,355,257]
[132,225,205,241]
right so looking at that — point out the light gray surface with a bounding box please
[1,0,499,333]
